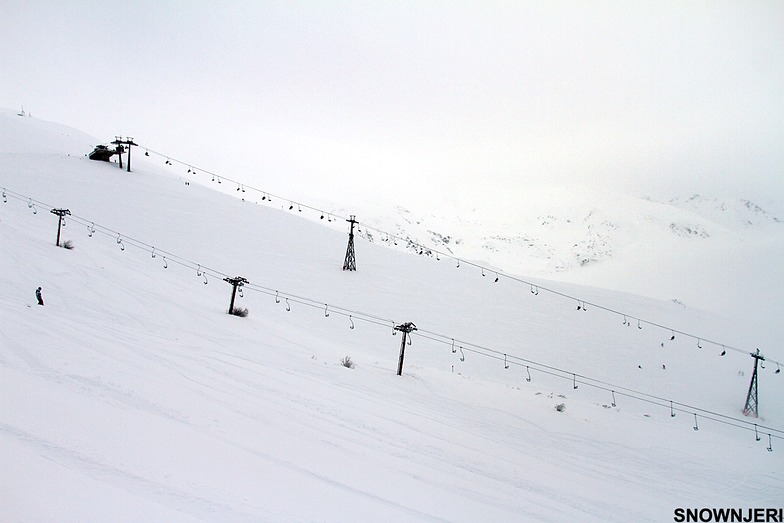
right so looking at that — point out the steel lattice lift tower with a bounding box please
[743,349,765,417]
[343,215,358,271]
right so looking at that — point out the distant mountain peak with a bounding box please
[339,189,782,280]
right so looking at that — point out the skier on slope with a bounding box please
[35,286,44,306]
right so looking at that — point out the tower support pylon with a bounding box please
[343,215,358,271]
[743,349,765,417]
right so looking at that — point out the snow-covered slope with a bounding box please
[1,111,781,522]
[323,186,784,348]
[325,187,781,275]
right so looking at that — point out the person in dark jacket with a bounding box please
[35,287,44,306]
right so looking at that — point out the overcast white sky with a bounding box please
[2,1,783,213]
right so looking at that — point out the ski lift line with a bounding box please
[414,329,784,436]
[7,183,784,436]
[1,185,764,367]
[141,148,406,242]
[3,184,782,375]
[416,329,587,380]
[37,207,229,280]
[497,268,753,358]
[4,188,392,335]
[1,189,45,208]
[436,334,784,436]
[63,220,230,284]
[7,197,764,403]
[433,346,784,439]
[90,227,225,278]
[131,152,765,359]
[240,286,394,330]
[142,147,443,253]
[6,188,783,444]
[349,220,759,361]
[139,145,325,218]
[242,282,393,325]
[67,216,228,280]
[0,198,720,364]
[240,284,395,329]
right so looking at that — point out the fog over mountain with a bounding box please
[2,2,782,216]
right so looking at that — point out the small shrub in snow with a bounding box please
[555,403,566,412]
[229,307,249,317]
[61,240,74,250]
[340,356,355,369]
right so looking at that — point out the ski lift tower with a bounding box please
[111,137,138,172]
[743,349,765,417]
[343,215,358,271]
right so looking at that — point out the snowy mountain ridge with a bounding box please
[330,191,782,276]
